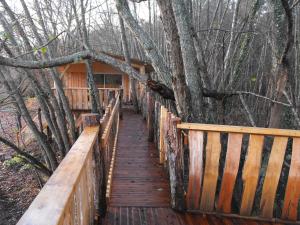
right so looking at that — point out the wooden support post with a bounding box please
[166,115,186,211]
[108,90,115,103]
[119,89,123,120]
[159,106,167,164]
[147,92,154,142]
[81,113,107,222]
[38,108,43,132]
[82,113,101,127]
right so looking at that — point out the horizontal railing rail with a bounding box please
[178,123,300,137]
[17,93,121,225]
[52,87,121,110]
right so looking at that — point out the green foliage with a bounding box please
[3,155,25,168]
[251,75,257,82]
[40,47,47,55]
[20,163,34,171]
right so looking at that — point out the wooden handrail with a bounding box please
[101,95,120,149]
[17,126,99,225]
[17,94,122,225]
[178,123,300,137]
[51,87,121,90]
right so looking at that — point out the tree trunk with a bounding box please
[171,0,204,122]
[118,15,139,112]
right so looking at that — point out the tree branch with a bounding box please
[202,88,291,106]
[0,136,52,176]
[291,0,300,9]
[14,31,66,59]
[129,0,147,2]
[280,0,294,65]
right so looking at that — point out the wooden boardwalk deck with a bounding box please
[109,108,170,207]
[104,108,274,225]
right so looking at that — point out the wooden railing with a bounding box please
[180,123,300,223]
[52,87,121,110]
[17,93,121,225]
[148,100,300,224]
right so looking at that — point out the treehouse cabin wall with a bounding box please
[55,56,152,111]
[57,61,136,102]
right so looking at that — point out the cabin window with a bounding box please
[94,74,122,88]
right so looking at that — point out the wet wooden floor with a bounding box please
[109,108,170,207]
[104,108,274,225]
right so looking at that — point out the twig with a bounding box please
[203,89,291,106]
[239,94,256,127]
[14,30,66,59]
[237,91,291,107]
[291,0,300,9]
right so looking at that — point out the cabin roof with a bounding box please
[58,52,154,74]
[101,51,154,73]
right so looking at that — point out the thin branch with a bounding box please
[14,30,66,59]
[203,89,291,107]
[291,0,300,9]
[0,136,52,176]
[129,0,147,2]
[239,94,256,127]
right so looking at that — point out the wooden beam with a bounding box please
[177,123,300,137]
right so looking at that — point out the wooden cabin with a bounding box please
[54,53,153,111]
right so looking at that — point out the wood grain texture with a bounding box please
[260,136,288,218]
[282,138,300,220]
[17,126,99,225]
[240,134,264,216]
[217,133,243,213]
[52,88,121,110]
[109,109,170,207]
[186,130,204,210]
[200,131,221,212]
[178,123,300,138]
[159,106,167,164]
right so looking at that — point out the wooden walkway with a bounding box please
[104,108,186,224]
[109,108,170,207]
[104,108,274,225]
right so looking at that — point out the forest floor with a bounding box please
[0,163,39,225]
[0,99,40,225]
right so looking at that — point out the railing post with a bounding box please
[147,92,154,142]
[166,116,186,211]
[82,113,107,223]
[119,89,123,120]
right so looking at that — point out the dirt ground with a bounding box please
[0,107,40,225]
[0,163,39,225]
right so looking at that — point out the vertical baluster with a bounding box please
[260,136,288,218]
[187,130,204,210]
[200,132,221,212]
[217,133,243,213]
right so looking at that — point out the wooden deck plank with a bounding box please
[109,109,170,207]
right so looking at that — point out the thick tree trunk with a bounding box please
[269,0,294,128]
[118,15,139,112]
[171,0,204,122]
[156,0,193,121]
